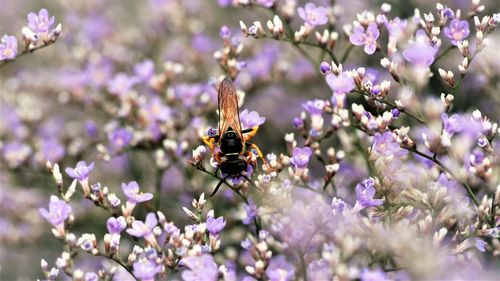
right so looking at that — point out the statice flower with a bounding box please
[107,73,137,96]
[106,216,126,234]
[265,256,295,281]
[240,109,266,130]
[243,198,258,225]
[372,132,408,158]
[133,259,162,281]
[126,213,158,247]
[108,127,133,151]
[27,8,55,33]
[0,35,17,61]
[355,178,383,209]
[39,195,72,236]
[402,30,438,67]
[39,138,65,163]
[256,0,275,8]
[133,59,155,82]
[290,147,312,169]
[206,216,226,235]
[385,17,407,40]
[297,3,328,26]
[122,181,153,204]
[326,72,355,95]
[443,19,470,46]
[350,23,380,55]
[181,255,219,281]
[65,161,94,181]
[1,141,31,168]
[360,268,387,281]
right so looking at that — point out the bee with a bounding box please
[202,77,268,196]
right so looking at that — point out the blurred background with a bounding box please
[0,0,499,279]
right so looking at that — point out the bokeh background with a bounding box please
[1,0,499,280]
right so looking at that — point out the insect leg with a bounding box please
[211,174,231,197]
[243,126,259,142]
[246,143,271,169]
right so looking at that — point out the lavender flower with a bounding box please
[206,216,226,235]
[133,259,162,281]
[107,73,137,96]
[39,195,72,227]
[65,161,94,181]
[443,19,470,46]
[372,132,408,158]
[134,60,155,82]
[355,178,383,209]
[298,3,328,26]
[326,72,355,94]
[240,109,266,130]
[403,30,438,67]
[243,198,258,225]
[0,35,17,61]
[107,216,126,234]
[290,147,312,169]
[349,23,380,55]
[126,213,158,247]
[108,127,133,151]
[360,268,387,281]
[27,8,55,33]
[181,255,219,281]
[385,17,407,40]
[265,256,295,281]
[121,181,153,204]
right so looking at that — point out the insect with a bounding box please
[202,77,268,196]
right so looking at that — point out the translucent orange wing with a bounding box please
[218,78,243,141]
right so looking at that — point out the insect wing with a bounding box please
[218,78,243,140]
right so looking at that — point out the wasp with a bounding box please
[202,77,268,196]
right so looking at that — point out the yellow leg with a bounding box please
[243,126,260,142]
[247,143,271,170]
[202,136,216,154]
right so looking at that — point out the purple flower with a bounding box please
[441,113,462,135]
[290,147,313,169]
[39,195,72,227]
[122,181,153,204]
[319,62,331,74]
[298,3,328,26]
[85,120,99,138]
[126,213,157,237]
[355,178,383,209]
[182,255,219,281]
[360,268,387,281]
[108,127,133,151]
[240,109,266,130]
[326,72,355,94]
[1,141,31,168]
[0,35,17,61]
[403,30,438,67]
[243,198,258,225]
[40,138,65,163]
[85,58,113,88]
[27,8,55,33]
[256,0,275,8]
[385,17,407,40]
[372,132,408,158]
[349,23,380,55]
[206,216,226,235]
[308,259,332,280]
[265,256,295,281]
[443,19,470,45]
[107,73,137,96]
[65,161,94,181]
[134,60,155,82]
[293,117,304,129]
[219,26,231,39]
[475,239,487,252]
[107,216,126,234]
[302,99,325,115]
[133,259,162,281]
[84,272,98,281]
[181,255,219,281]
